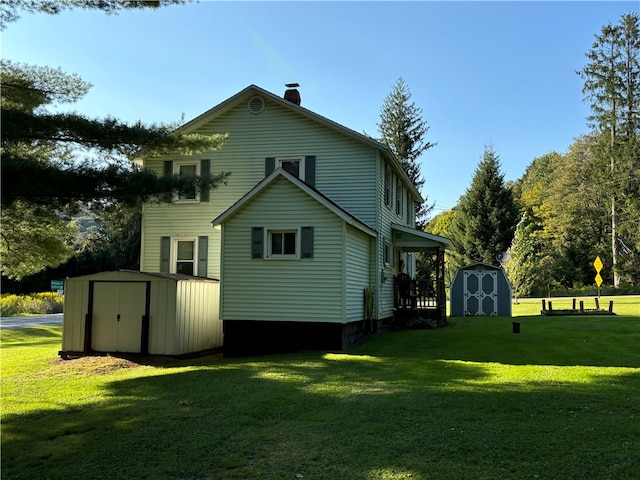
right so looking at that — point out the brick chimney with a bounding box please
[284,83,301,105]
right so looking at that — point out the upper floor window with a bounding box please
[265,156,316,187]
[278,157,304,179]
[175,162,198,201]
[395,178,402,215]
[163,159,211,203]
[384,167,390,206]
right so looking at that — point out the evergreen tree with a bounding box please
[377,77,436,226]
[578,12,640,287]
[449,146,519,267]
[1,62,227,278]
[0,1,187,30]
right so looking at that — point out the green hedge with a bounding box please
[0,293,64,317]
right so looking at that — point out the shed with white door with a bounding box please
[60,270,221,357]
[450,263,512,317]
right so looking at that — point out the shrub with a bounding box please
[0,293,64,316]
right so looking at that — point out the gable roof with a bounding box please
[179,84,422,202]
[212,168,378,238]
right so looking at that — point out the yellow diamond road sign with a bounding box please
[595,273,603,287]
[593,256,603,273]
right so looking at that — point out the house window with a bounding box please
[384,240,393,267]
[406,192,412,224]
[175,161,200,201]
[160,236,208,276]
[384,167,390,206]
[396,179,402,215]
[175,239,196,274]
[277,157,304,179]
[268,229,298,258]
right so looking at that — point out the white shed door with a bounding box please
[463,270,498,316]
[92,282,147,353]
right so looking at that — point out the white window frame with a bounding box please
[266,228,300,260]
[383,240,393,268]
[277,156,305,179]
[171,237,198,275]
[174,160,200,202]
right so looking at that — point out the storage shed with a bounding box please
[60,270,222,357]
[450,263,512,317]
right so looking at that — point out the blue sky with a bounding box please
[2,1,637,212]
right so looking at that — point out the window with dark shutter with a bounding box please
[384,166,390,206]
[198,236,208,276]
[200,159,210,202]
[251,227,264,259]
[301,226,314,259]
[265,157,276,177]
[304,156,316,187]
[160,236,171,272]
[163,161,173,202]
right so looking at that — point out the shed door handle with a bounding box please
[117,314,121,322]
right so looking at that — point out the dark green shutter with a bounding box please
[200,159,210,202]
[301,226,314,259]
[265,157,275,177]
[198,236,208,276]
[163,161,173,202]
[251,227,264,259]
[160,236,171,273]
[304,155,316,187]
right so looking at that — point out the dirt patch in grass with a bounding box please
[50,355,141,375]
[50,352,224,374]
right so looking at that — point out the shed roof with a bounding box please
[67,270,219,282]
[457,262,503,271]
[212,168,378,238]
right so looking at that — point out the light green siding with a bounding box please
[141,95,378,279]
[140,87,423,324]
[221,177,346,323]
[345,226,372,322]
[376,155,420,319]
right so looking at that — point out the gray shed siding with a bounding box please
[450,263,512,317]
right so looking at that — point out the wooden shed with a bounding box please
[450,263,512,317]
[60,270,222,357]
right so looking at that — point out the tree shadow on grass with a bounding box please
[2,349,639,480]
[360,316,640,368]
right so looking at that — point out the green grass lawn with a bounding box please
[2,297,639,480]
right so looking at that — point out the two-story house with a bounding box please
[140,85,449,355]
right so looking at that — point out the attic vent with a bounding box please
[248,96,265,114]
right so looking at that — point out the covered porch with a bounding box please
[391,224,450,328]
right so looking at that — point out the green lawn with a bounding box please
[2,297,639,480]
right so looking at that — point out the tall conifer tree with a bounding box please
[578,12,640,287]
[377,78,436,226]
[450,146,518,267]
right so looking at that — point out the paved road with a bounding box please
[0,313,63,330]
